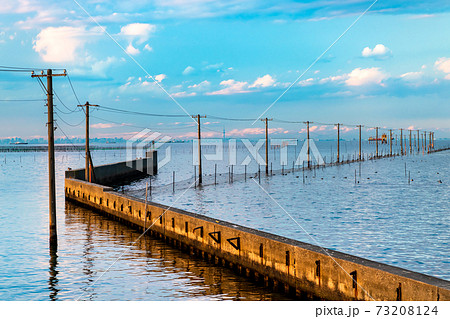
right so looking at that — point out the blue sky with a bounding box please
[0,0,450,140]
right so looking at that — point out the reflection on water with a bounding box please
[64,202,293,301]
[1,142,448,300]
[48,246,59,301]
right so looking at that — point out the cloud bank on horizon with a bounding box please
[0,0,450,139]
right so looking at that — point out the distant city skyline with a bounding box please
[1,0,450,140]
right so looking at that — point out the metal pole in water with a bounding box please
[408,171,410,185]
[404,162,407,177]
[214,164,217,185]
[172,171,175,192]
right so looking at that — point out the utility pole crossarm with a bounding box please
[31,70,67,78]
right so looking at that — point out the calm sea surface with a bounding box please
[0,139,448,300]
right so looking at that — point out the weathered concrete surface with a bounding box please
[65,153,157,185]
[65,177,450,301]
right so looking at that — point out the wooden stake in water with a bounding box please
[244,164,247,181]
[302,162,305,184]
[355,169,357,184]
[404,162,407,177]
[143,182,149,231]
[172,171,175,192]
[258,165,261,183]
[408,171,411,185]
[214,164,217,185]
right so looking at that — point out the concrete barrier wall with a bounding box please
[64,177,450,301]
[65,152,157,185]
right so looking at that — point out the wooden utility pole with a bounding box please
[417,130,420,152]
[400,129,403,155]
[31,69,66,248]
[78,102,98,182]
[261,118,272,175]
[431,132,434,149]
[375,127,379,158]
[423,131,427,151]
[389,129,393,156]
[409,130,412,154]
[357,125,363,161]
[192,114,206,184]
[335,123,341,163]
[304,121,313,167]
[428,132,432,152]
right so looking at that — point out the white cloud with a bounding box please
[298,78,315,86]
[206,79,250,95]
[171,91,197,97]
[154,74,166,82]
[144,44,153,52]
[126,43,140,55]
[319,74,346,84]
[120,23,156,44]
[435,57,450,79]
[345,68,388,86]
[33,27,85,62]
[362,44,390,58]
[400,71,423,81]
[188,80,210,90]
[249,74,275,88]
[90,57,120,77]
[33,26,95,62]
[183,66,195,75]
[91,123,125,129]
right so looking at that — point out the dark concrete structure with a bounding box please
[65,151,157,185]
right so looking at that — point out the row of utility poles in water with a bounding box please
[33,68,436,246]
[192,116,436,184]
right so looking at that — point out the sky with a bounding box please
[0,0,450,141]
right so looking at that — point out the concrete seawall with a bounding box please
[65,175,450,300]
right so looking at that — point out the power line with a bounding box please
[54,120,86,159]
[0,99,45,102]
[206,115,256,122]
[97,105,188,118]
[53,88,80,113]
[67,75,81,105]
[55,110,85,127]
